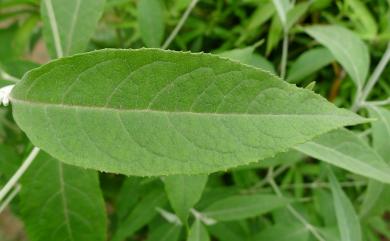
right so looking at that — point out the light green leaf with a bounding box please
[137,0,165,47]
[147,222,181,241]
[305,25,370,88]
[346,0,378,38]
[218,47,276,73]
[286,2,310,31]
[252,223,309,241]
[203,194,289,221]
[164,174,208,224]
[266,14,283,55]
[287,47,334,83]
[112,187,167,241]
[272,0,291,26]
[296,129,390,184]
[41,0,105,58]
[20,152,106,241]
[328,167,362,241]
[187,219,210,241]
[11,49,367,176]
[368,106,390,161]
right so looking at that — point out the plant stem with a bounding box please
[267,168,326,241]
[352,42,390,111]
[162,0,199,50]
[280,29,289,79]
[0,147,40,203]
[0,69,19,83]
[0,185,21,213]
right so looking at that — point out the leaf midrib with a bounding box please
[10,98,362,119]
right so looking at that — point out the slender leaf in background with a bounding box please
[137,0,165,47]
[287,47,334,83]
[218,46,276,73]
[328,167,362,241]
[272,0,291,27]
[346,0,378,38]
[164,174,208,224]
[367,106,390,160]
[187,219,210,241]
[10,49,368,176]
[41,0,105,58]
[285,2,310,31]
[202,194,289,221]
[360,106,390,218]
[112,187,167,241]
[295,128,390,184]
[20,152,106,241]
[207,221,249,241]
[305,25,370,88]
[252,223,309,241]
[266,14,283,55]
[146,222,181,241]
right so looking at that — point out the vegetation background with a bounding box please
[0,0,389,241]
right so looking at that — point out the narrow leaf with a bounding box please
[367,106,390,160]
[11,49,367,176]
[187,219,210,241]
[296,129,390,184]
[41,0,105,57]
[147,222,181,241]
[252,223,309,241]
[328,167,362,241]
[20,152,106,241]
[287,47,334,83]
[137,0,165,47]
[164,174,208,224]
[112,187,167,241]
[305,25,370,88]
[203,194,289,221]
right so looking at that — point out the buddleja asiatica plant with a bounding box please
[0,0,390,241]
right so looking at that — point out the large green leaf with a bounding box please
[147,222,181,241]
[20,152,106,241]
[10,49,367,176]
[305,25,370,88]
[202,194,289,221]
[252,223,309,241]
[164,174,208,224]
[41,0,105,58]
[296,129,390,184]
[328,167,362,241]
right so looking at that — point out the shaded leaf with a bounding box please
[137,0,165,47]
[305,25,370,88]
[41,0,105,57]
[164,174,208,224]
[147,222,181,241]
[287,47,334,83]
[328,167,362,241]
[187,219,210,241]
[296,129,390,184]
[20,152,106,241]
[203,194,289,221]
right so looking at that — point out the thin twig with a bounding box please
[280,29,289,79]
[161,0,199,49]
[352,42,390,111]
[0,70,20,83]
[267,168,326,241]
[0,147,40,202]
[362,97,390,107]
[0,185,21,213]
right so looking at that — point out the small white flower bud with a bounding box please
[0,85,15,106]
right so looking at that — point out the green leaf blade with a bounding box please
[296,129,390,184]
[41,0,105,57]
[203,194,289,221]
[11,49,367,176]
[20,152,107,241]
[164,174,208,224]
[305,25,370,88]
